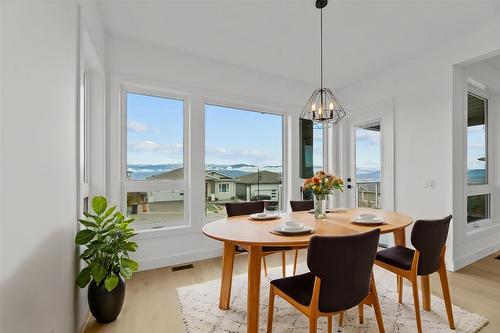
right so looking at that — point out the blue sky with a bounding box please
[467,125,486,171]
[355,127,381,172]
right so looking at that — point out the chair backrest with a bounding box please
[411,215,452,275]
[290,200,314,212]
[307,229,380,313]
[225,201,264,217]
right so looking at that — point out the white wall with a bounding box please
[1,2,79,333]
[107,35,313,270]
[336,22,500,270]
[0,0,4,326]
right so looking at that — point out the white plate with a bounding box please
[249,213,280,220]
[352,217,385,225]
[274,226,314,235]
[278,222,304,231]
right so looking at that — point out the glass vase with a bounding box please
[314,194,327,219]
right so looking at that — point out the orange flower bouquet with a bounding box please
[304,171,344,218]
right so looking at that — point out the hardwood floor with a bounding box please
[84,251,500,333]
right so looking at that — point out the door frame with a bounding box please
[337,99,395,212]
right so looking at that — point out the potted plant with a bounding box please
[303,171,344,218]
[75,196,139,323]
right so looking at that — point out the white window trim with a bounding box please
[218,183,230,193]
[203,97,290,216]
[466,87,494,232]
[121,84,190,232]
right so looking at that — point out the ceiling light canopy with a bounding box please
[300,0,346,129]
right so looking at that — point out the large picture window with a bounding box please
[205,104,284,220]
[124,91,186,230]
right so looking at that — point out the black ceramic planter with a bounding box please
[88,276,125,323]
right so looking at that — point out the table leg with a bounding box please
[247,245,262,333]
[421,275,431,311]
[219,241,235,310]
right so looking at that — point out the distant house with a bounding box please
[235,170,282,204]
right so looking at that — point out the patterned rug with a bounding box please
[176,264,488,332]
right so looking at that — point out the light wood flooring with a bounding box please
[85,251,500,333]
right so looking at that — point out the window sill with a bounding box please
[466,221,500,240]
[134,224,197,240]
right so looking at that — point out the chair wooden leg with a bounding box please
[327,315,332,333]
[397,275,403,303]
[293,250,299,276]
[370,277,385,333]
[411,276,423,333]
[281,252,286,277]
[438,263,455,329]
[263,257,268,277]
[421,275,431,311]
[309,316,317,333]
[358,304,364,324]
[338,311,344,326]
[267,286,275,333]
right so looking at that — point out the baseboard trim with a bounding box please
[451,241,500,271]
[138,247,223,271]
[78,311,91,333]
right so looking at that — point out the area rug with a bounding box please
[176,265,488,332]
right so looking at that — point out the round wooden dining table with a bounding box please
[202,208,413,333]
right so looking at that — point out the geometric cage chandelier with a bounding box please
[299,0,346,129]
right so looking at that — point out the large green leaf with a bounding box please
[75,230,96,245]
[102,206,116,220]
[76,266,92,288]
[121,257,139,272]
[104,273,119,291]
[124,242,138,252]
[91,264,108,285]
[79,248,95,260]
[78,219,97,228]
[92,196,107,216]
[120,267,133,280]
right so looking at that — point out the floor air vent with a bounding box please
[172,264,194,272]
[495,255,500,260]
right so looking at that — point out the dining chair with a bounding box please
[225,201,291,277]
[375,215,454,333]
[267,229,385,333]
[289,200,315,275]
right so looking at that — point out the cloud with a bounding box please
[129,140,183,154]
[205,145,281,165]
[128,120,150,133]
[356,129,380,146]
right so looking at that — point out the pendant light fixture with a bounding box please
[300,0,346,129]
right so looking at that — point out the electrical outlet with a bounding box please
[49,324,56,333]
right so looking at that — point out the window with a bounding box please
[313,128,324,173]
[205,104,284,220]
[466,91,491,226]
[355,123,382,209]
[124,91,186,230]
[78,72,90,214]
[218,183,230,193]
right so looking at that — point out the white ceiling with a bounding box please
[98,0,500,90]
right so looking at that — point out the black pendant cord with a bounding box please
[320,6,323,92]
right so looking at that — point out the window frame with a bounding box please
[466,87,493,231]
[203,98,289,220]
[121,85,190,231]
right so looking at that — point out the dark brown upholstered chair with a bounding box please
[375,215,454,333]
[225,201,291,277]
[289,200,315,275]
[290,200,314,212]
[267,229,385,333]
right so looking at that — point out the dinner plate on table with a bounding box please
[249,213,280,220]
[351,216,386,225]
[272,225,314,235]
